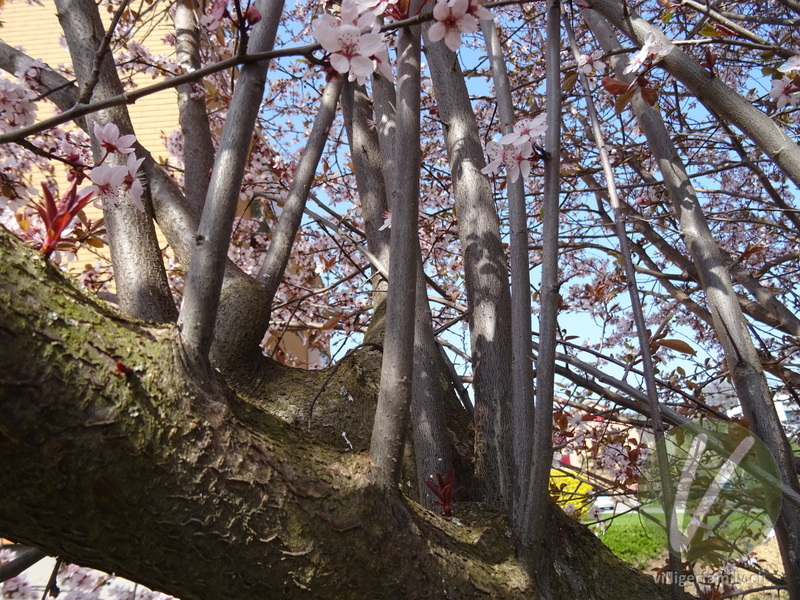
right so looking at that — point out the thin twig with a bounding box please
[77,0,132,104]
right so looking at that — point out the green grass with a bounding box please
[595,512,666,569]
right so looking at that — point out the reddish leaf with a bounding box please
[602,76,631,96]
[640,86,659,106]
[653,338,696,356]
[615,87,637,114]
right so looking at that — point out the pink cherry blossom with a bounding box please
[122,153,146,211]
[428,0,478,52]
[503,141,533,183]
[778,55,800,74]
[499,113,547,147]
[352,0,398,17]
[312,2,388,85]
[89,163,128,207]
[201,0,228,31]
[623,32,674,75]
[0,78,36,132]
[481,138,534,183]
[769,76,800,110]
[481,140,504,176]
[577,50,606,74]
[466,0,494,20]
[93,122,136,155]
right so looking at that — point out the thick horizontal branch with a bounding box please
[0,227,688,600]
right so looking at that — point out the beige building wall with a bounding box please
[1,0,180,167]
[1,0,323,367]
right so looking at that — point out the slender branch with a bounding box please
[77,0,131,104]
[369,17,422,485]
[521,0,560,558]
[257,76,343,305]
[481,18,534,529]
[174,0,215,214]
[177,0,284,359]
[564,14,681,593]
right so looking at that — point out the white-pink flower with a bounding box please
[372,44,394,82]
[769,76,800,110]
[428,0,477,52]
[201,0,228,31]
[88,164,127,207]
[577,49,606,74]
[481,140,504,176]
[623,32,674,75]
[123,153,146,211]
[778,55,800,74]
[499,113,547,147]
[312,0,390,84]
[352,0,398,16]
[504,142,533,183]
[93,122,136,155]
[466,0,494,20]
[481,138,534,183]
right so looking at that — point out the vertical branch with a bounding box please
[481,19,535,528]
[177,0,284,359]
[341,80,391,326]
[341,81,391,270]
[55,0,177,324]
[174,0,215,215]
[564,14,680,594]
[344,80,451,505]
[423,13,514,510]
[521,0,560,556]
[256,76,344,305]
[410,260,454,508]
[369,21,422,484]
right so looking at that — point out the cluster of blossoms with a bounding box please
[201,0,262,32]
[0,122,146,260]
[0,77,36,133]
[769,54,800,110]
[311,0,392,84]
[88,122,145,211]
[481,113,547,182]
[0,552,174,600]
[309,0,493,83]
[428,0,494,52]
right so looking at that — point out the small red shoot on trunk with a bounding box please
[424,468,464,517]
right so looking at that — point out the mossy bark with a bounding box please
[0,228,691,599]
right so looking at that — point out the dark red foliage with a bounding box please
[34,180,95,258]
[424,469,464,517]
